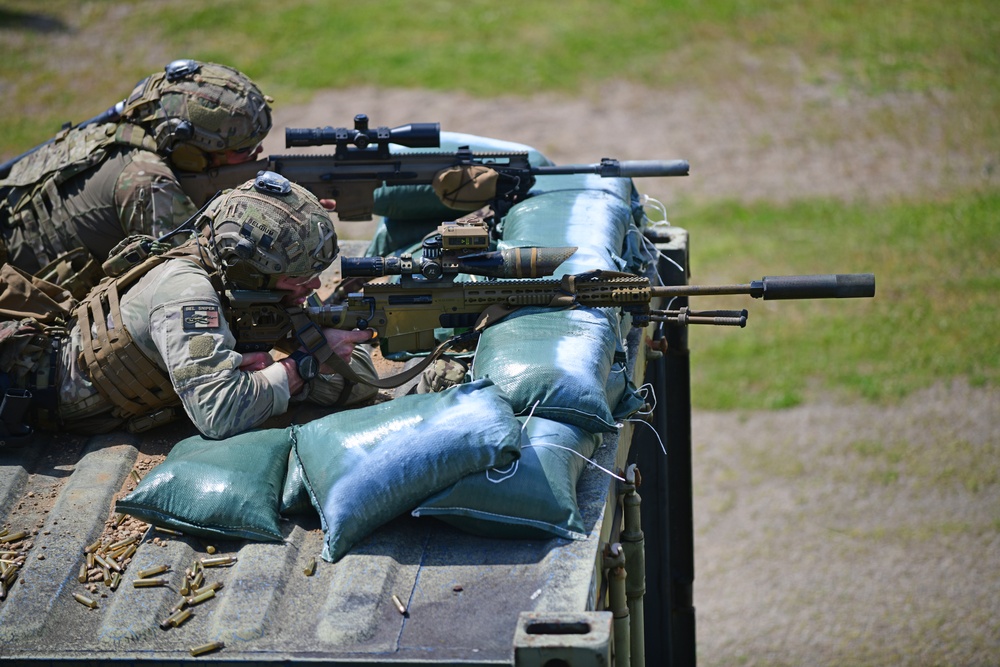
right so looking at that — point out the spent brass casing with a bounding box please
[0,530,27,544]
[84,539,101,554]
[154,526,183,536]
[189,641,224,656]
[108,535,138,551]
[191,581,222,596]
[168,607,192,628]
[200,555,237,567]
[110,571,121,590]
[94,552,122,573]
[137,564,169,579]
[133,577,168,588]
[73,593,97,609]
[118,544,137,562]
[391,594,407,615]
[77,562,88,584]
[303,557,317,577]
[191,570,204,590]
[130,470,141,484]
[185,588,216,606]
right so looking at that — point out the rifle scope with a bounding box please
[341,246,577,281]
[285,113,440,151]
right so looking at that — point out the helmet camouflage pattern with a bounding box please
[206,172,338,290]
[120,59,272,171]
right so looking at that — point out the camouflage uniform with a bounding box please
[0,171,376,441]
[0,129,195,275]
[0,59,271,294]
[56,255,377,438]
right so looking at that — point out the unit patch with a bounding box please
[182,305,221,330]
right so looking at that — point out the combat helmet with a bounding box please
[120,59,272,172]
[205,171,338,290]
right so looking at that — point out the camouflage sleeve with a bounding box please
[145,266,290,439]
[115,150,197,239]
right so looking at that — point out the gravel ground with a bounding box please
[270,84,999,666]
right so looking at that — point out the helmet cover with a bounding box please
[121,59,272,169]
[206,171,338,289]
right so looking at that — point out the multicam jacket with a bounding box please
[57,254,378,438]
[0,122,196,275]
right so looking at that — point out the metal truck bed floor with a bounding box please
[0,353,635,666]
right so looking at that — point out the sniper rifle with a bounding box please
[226,268,876,388]
[175,113,690,224]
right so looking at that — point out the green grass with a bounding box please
[1,0,997,409]
[685,192,1000,409]
[1,0,998,151]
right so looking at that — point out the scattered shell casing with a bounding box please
[102,566,112,585]
[84,539,102,554]
[160,606,193,630]
[191,581,223,596]
[93,552,121,573]
[191,570,204,590]
[168,598,187,615]
[199,555,237,567]
[108,535,138,551]
[189,641,224,656]
[132,577,168,588]
[117,544,137,562]
[4,567,18,587]
[391,594,407,615]
[153,526,183,536]
[110,571,122,591]
[113,512,127,527]
[205,545,217,554]
[303,557,317,577]
[0,531,27,544]
[73,593,98,609]
[77,562,88,584]
[185,588,216,606]
[137,564,169,579]
[86,552,95,568]
[130,470,141,485]
[168,607,193,628]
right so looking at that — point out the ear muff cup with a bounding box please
[167,143,210,172]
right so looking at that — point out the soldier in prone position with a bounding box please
[0,172,377,442]
[0,59,272,297]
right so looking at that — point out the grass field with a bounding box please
[1,0,997,409]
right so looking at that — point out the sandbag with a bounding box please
[293,379,521,562]
[116,426,293,542]
[472,306,641,433]
[413,416,601,540]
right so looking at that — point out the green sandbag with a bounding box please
[472,306,640,433]
[116,427,292,542]
[293,379,522,562]
[413,416,602,540]
[280,446,313,516]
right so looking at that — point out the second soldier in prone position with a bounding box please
[0,172,377,441]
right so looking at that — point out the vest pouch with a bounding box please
[36,247,104,300]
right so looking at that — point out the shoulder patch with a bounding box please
[182,305,221,330]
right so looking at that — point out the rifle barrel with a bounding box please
[649,273,876,300]
[533,159,689,178]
